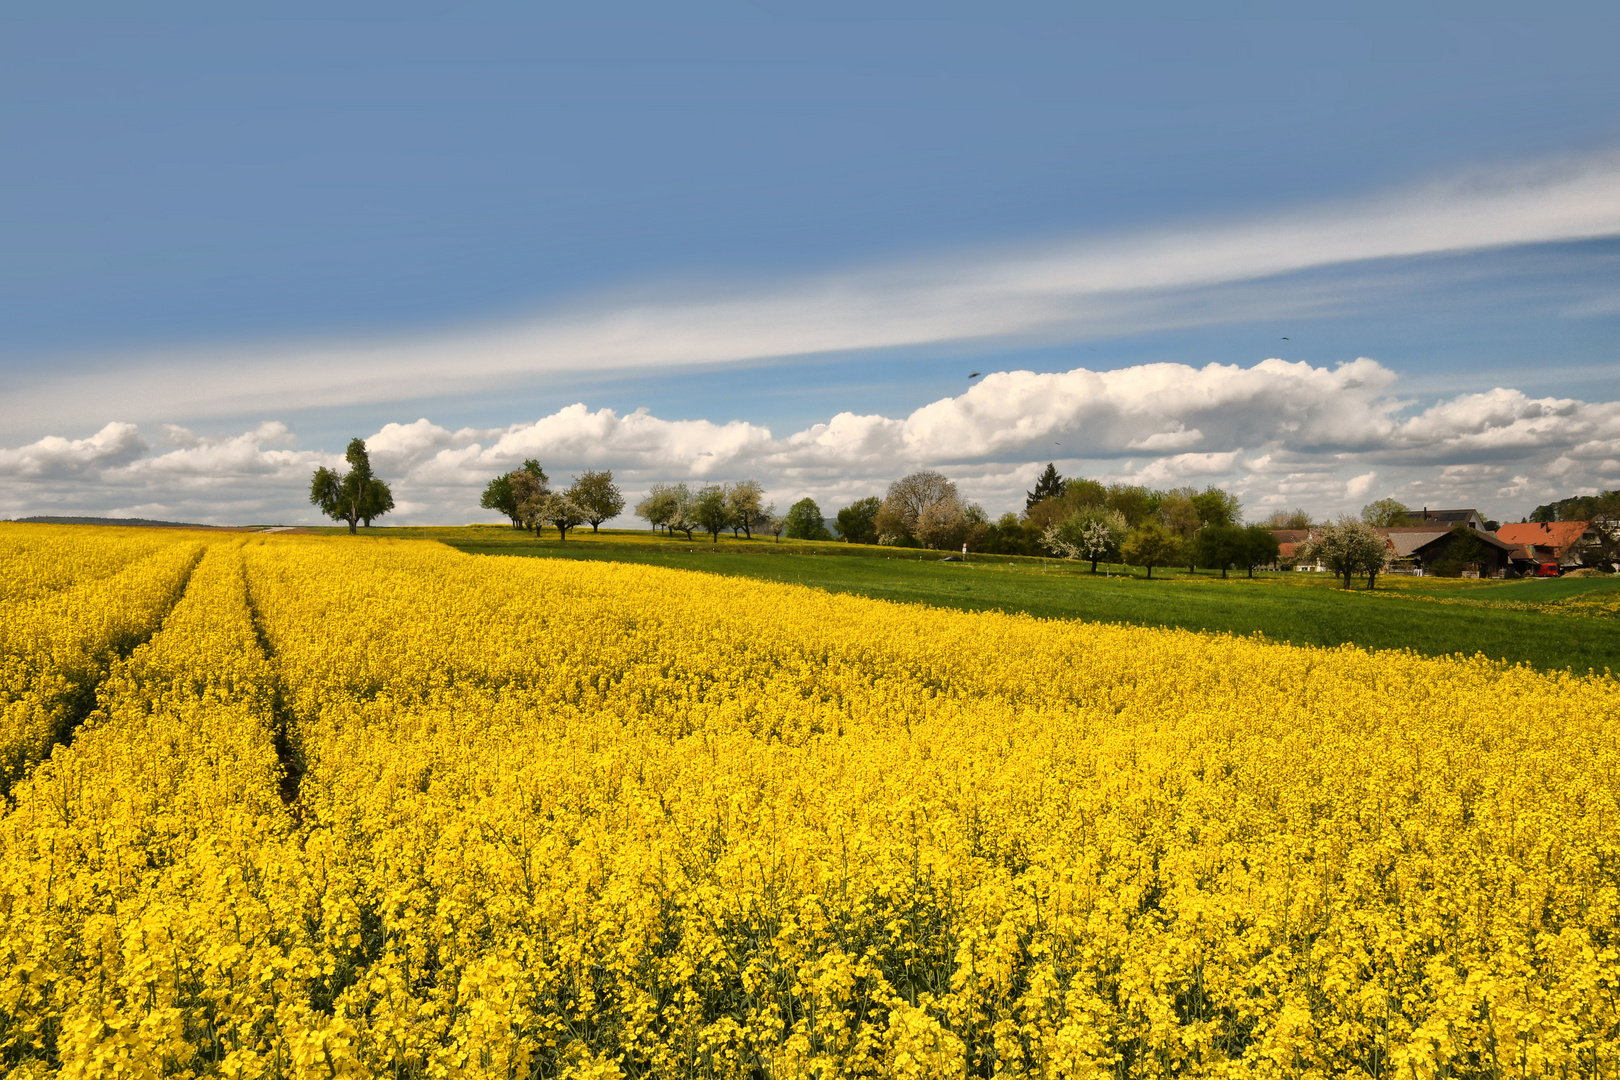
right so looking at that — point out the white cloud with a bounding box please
[0,422,148,479]
[7,150,1620,437]
[7,357,1620,526]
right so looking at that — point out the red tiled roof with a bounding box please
[1495,521,1591,553]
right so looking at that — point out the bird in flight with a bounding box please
[1281,336,1289,340]
[969,372,981,378]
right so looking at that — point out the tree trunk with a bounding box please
[1146,564,1153,579]
[1090,558,1099,574]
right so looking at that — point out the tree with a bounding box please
[981,512,1033,556]
[1105,484,1158,528]
[1122,522,1179,579]
[760,505,784,542]
[784,497,832,540]
[570,469,624,532]
[914,498,967,551]
[727,480,768,539]
[481,459,547,529]
[1025,463,1065,510]
[360,479,394,527]
[1267,508,1313,529]
[1235,524,1282,578]
[1042,507,1127,573]
[481,473,517,527]
[692,484,733,542]
[877,471,962,548]
[511,468,551,534]
[635,482,695,539]
[309,438,394,534]
[1159,492,1202,573]
[537,492,587,540]
[1300,518,1390,589]
[961,503,991,552]
[1361,497,1410,527]
[664,484,697,540]
[1195,523,1247,578]
[835,496,882,544]
[635,483,676,532]
[1191,485,1241,528]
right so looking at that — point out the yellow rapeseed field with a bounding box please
[0,522,1616,1079]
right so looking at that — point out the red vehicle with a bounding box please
[1536,562,1561,577]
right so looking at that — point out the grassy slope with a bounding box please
[395,526,1620,674]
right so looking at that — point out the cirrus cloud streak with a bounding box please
[6,151,1620,438]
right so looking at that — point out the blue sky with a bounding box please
[3,10,1620,524]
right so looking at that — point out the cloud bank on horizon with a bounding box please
[6,150,1620,433]
[4,357,1616,527]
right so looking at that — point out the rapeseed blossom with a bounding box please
[0,524,1616,1078]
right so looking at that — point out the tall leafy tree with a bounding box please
[1159,492,1202,573]
[481,459,547,529]
[1025,463,1065,510]
[1121,522,1179,579]
[1195,523,1247,578]
[309,438,394,534]
[1236,524,1282,578]
[692,484,733,542]
[835,496,882,544]
[570,469,625,532]
[1360,497,1410,527]
[876,471,962,547]
[1190,485,1241,528]
[784,497,832,540]
[1105,483,1158,528]
[1267,508,1314,529]
[510,467,551,535]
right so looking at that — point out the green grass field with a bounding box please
[333,524,1620,674]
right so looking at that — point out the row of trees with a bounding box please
[479,461,625,539]
[636,480,768,541]
[310,446,1437,588]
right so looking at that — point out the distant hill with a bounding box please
[11,515,224,529]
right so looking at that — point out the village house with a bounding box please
[1495,521,1604,571]
[1400,507,1492,530]
[1376,525,1516,577]
[1268,515,1517,577]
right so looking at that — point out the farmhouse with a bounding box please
[1376,525,1515,577]
[1495,521,1602,569]
[1268,528,1323,571]
[1399,507,1491,530]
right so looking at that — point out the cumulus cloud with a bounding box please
[6,358,1620,526]
[0,422,149,479]
[7,150,1620,437]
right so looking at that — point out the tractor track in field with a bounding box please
[239,556,306,818]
